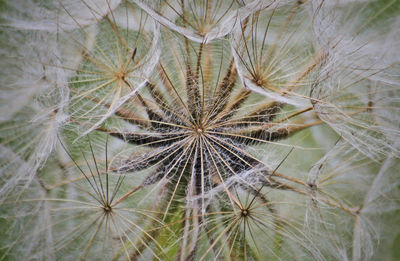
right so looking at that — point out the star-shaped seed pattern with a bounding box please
[97,38,319,212]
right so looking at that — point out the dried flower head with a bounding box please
[1,0,399,260]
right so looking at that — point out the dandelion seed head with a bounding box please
[1,0,400,260]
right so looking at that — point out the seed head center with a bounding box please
[115,71,126,81]
[195,127,204,135]
[194,125,206,137]
[103,205,112,214]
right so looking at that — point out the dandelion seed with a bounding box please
[1,136,168,260]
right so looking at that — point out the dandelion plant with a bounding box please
[1,0,400,260]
